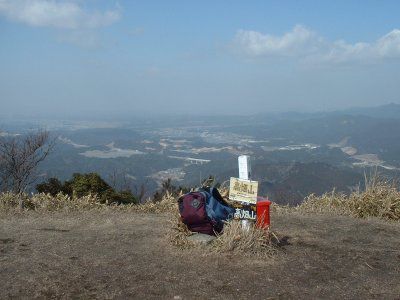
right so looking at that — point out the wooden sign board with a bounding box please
[229,177,258,204]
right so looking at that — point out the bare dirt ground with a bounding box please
[1,210,400,299]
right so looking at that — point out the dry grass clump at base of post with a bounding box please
[299,175,400,221]
[211,220,278,257]
[167,216,279,256]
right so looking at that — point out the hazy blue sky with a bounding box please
[1,0,400,116]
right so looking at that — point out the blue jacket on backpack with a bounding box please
[200,187,235,232]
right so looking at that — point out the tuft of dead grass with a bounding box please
[299,175,400,221]
[0,192,105,214]
[211,220,278,257]
[299,191,350,216]
[129,192,178,214]
[167,210,194,248]
[167,216,279,256]
[0,191,178,215]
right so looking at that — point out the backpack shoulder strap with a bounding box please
[209,187,231,206]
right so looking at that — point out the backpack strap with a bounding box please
[209,187,231,206]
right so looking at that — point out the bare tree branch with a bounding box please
[0,129,55,193]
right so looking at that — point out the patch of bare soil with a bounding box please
[1,210,400,299]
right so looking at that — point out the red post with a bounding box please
[256,199,271,229]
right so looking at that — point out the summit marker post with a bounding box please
[229,156,259,227]
[238,155,251,180]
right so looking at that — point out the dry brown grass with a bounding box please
[0,191,179,215]
[129,192,178,214]
[0,192,106,214]
[167,210,194,248]
[299,175,400,221]
[212,220,278,257]
[167,216,279,256]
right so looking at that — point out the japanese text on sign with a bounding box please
[229,177,258,204]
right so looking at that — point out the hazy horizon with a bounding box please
[1,1,400,116]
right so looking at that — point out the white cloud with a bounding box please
[233,25,400,64]
[234,25,320,57]
[375,29,400,58]
[0,0,120,29]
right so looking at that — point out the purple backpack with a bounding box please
[178,192,215,235]
[178,188,235,235]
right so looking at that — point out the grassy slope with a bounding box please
[1,210,399,299]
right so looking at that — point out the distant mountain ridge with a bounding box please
[337,103,400,119]
[251,103,400,122]
[4,102,400,205]
[254,162,363,206]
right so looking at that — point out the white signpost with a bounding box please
[238,155,252,180]
[229,156,259,227]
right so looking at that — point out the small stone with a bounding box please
[187,233,216,244]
